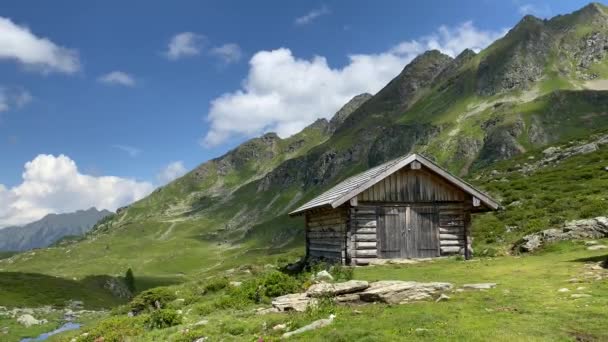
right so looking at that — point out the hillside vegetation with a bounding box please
[3,3,608,341]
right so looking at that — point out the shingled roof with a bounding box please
[289,153,500,215]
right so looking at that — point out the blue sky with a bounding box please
[0,0,594,227]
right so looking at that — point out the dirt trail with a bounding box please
[159,222,176,240]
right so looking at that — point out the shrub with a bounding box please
[125,268,136,293]
[204,277,229,293]
[75,315,146,342]
[129,287,177,313]
[144,308,182,330]
[330,264,354,282]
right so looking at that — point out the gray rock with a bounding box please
[557,288,570,293]
[587,245,607,250]
[584,240,599,246]
[306,280,369,297]
[359,281,452,304]
[334,293,360,303]
[462,283,497,290]
[312,270,333,282]
[272,293,317,312]
[229,281,242,287]
[514,217,608,252]
[570,294,592,299]
[282,314,335,338]
[435,294,450,302]
[17,314,44,327]
[255,307,279,315]
[272,323,287,331]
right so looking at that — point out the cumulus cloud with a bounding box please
[202,21,506,146]
[517,3,551,18]
[98,71,136,87]
[0,154,154,228]
[0,16,80,73]
[157,161,187,185]
[111,144,141,157]
[165,32,205,60]
[210,43,243,64]
[295,5,331,25]
[0,86,32,114]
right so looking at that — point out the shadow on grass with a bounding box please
[0,272,184,309]
[569,254,608,263]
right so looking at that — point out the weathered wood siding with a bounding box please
[358,167,466,203]
[305,207,348,263]
[437,204,468,256]
[348,205,378,265]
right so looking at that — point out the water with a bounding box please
[20,322,81,342]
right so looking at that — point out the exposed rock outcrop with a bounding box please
[514,217,608,252]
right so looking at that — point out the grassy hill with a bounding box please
[3,3,608,340]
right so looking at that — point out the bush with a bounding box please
[129,287,177,313]
[330,264,354,282]
[204,277,229,293]
[144,308,182,330]
[75,315,146,342]
[125,268,136,293]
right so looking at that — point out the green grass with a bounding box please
[44,240,608,342]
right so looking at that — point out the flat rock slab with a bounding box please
[462,283,497,290]
[359,281,452,304]
[306,280,369,297]
[587,245,607,250]
[272,293,317,312]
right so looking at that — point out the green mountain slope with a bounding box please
[3,3,608,283]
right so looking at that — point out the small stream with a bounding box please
[20,322,81,342]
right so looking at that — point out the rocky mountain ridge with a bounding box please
[0,208,112,252]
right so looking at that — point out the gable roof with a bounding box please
[289,153,501,216]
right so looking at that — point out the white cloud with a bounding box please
[165,32,205,60]
[98,71,136,87]
[517,3,551,18]
[202,21,506,146]
[0,16,80,74]
[210,43,243,64]
[157,161,187,185]
[112,144,141,157]
[0,86,32,114]
[0,154,154,228]
[295,5,331,25]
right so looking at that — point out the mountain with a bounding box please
[3,3,608,278]
[0,208,112,252]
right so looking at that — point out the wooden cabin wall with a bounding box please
[306,207,348,263]
[358,167,466,203]
[437,204,469,256]
[348,205,378,265]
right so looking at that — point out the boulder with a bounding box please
[587,245,607,250]
[514,217,608,252]
[462,283,497,290]
[306,280,369,297]
[359,281,452,304]
[255,307,279,315]
[272,293,317,312]
[312,270,333,282]
[334,293,360,303]
[282,314,335,338]
[17,314,43,327]
[435,294,450,302]
[570,294,592,299]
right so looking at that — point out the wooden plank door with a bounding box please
[408,206,439,258]
[377,207,406,258]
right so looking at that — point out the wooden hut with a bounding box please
[289,154,501,265]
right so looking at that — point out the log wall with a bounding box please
[305,207,348,263]
[348,205,378,266]
[436,204,469,256]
